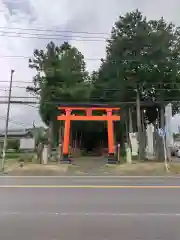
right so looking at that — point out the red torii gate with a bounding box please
[57,106,120,163]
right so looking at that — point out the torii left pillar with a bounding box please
[61,108,72,163]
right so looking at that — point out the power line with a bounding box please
[0,80,180,85]
[0,32,106,42]
[0,26,109,36]
[0,30,107,40]
[0,96,38,99]
[0,80,33,84]
[1,86,180,95]
[0,85,26,89]
[8,86,180,93]
[0,55,101,61]
[0,99,178,106]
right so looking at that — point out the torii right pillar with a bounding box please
[106,109,119,164]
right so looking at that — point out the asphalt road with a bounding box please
[1,176,180,239]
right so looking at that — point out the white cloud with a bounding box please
[0,0,179,131]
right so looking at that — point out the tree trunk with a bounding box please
[123,108,129,146]
[58,123,63,160]
[160,105,165,129]
[136,90,143,160]
[47,121,53,161]
[141,109,146,158]
[129,107,133,133]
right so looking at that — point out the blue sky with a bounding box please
[0,0,179,131]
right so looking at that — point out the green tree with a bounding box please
[91,10,180,158]
[93,10,180,122]
[28,41,90,124]
[27,41,91,146]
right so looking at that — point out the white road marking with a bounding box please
[1,176,180,178]
[1,212,180,217]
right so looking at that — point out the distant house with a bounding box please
[0,129,33,141]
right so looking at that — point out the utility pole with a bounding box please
[1,69,14,171]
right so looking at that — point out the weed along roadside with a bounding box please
[0,144,180,176]
[3,158,180,176]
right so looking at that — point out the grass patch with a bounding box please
[5,152,22,159]
[5,151,35,160]
[4,156,180,176]
[0,152,36,173]
[99,162,168,176]
[169,163,180,174]
[7,163,69,176]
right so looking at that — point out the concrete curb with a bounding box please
[1,175,180,178]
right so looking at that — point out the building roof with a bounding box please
[0,129,33,138]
